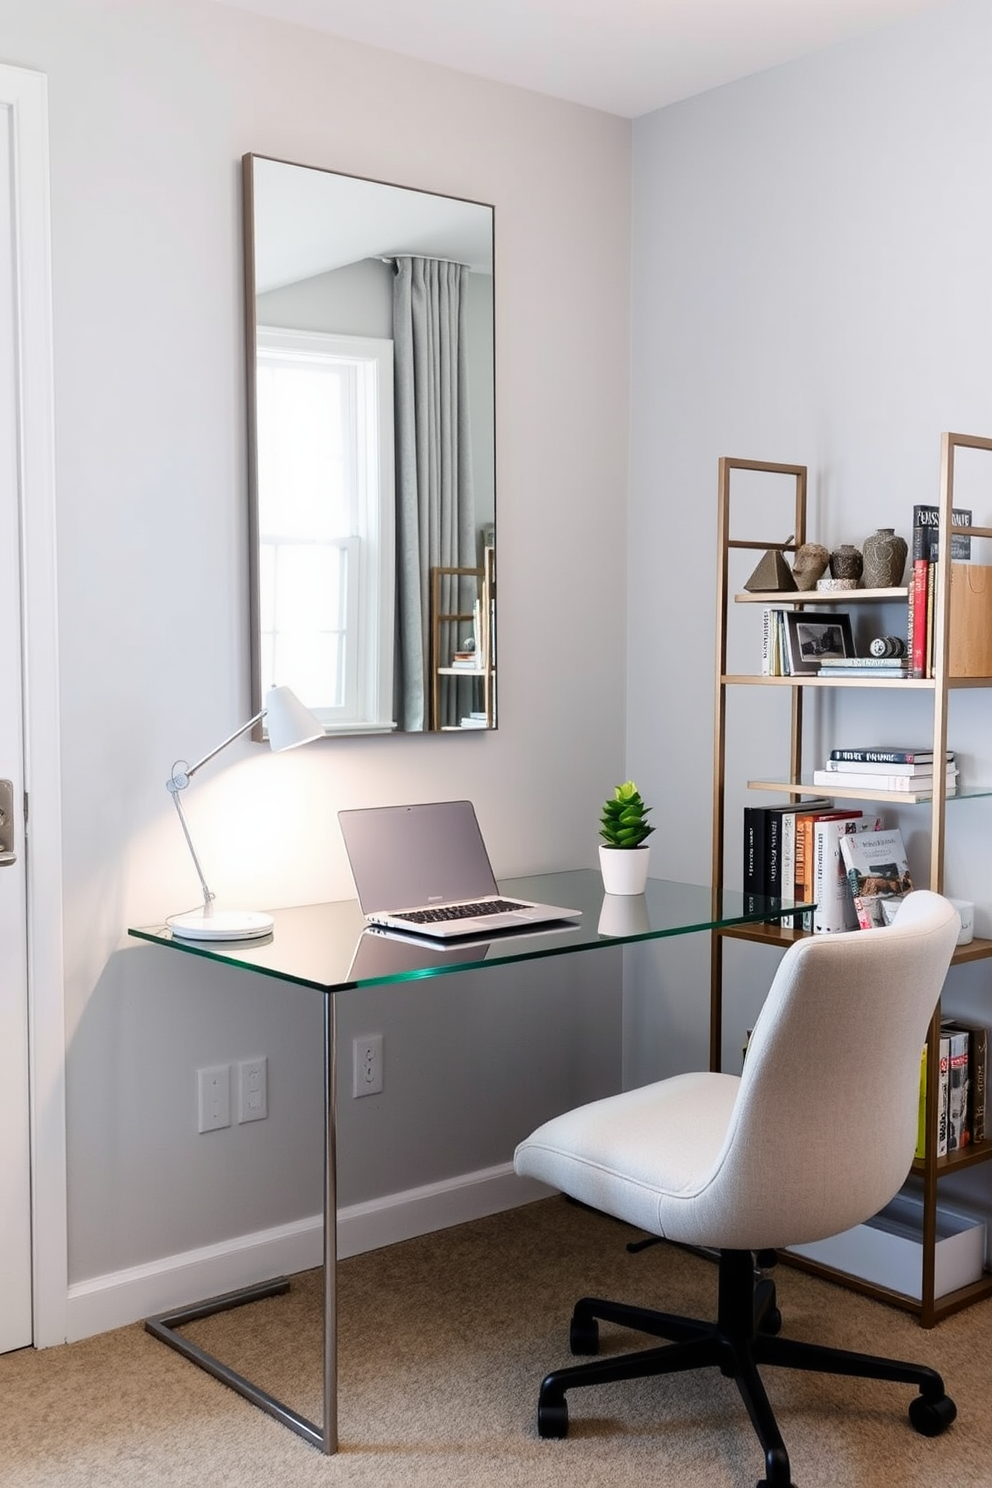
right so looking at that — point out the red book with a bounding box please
[910,521,929,679]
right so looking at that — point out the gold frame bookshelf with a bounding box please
[429,546,496,731]
[710,436,992,1327]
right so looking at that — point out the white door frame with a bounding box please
[3,62,67,1349]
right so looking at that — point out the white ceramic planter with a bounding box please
[598,892,651,936]
[598,844,651,896]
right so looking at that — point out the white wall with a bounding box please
[626,0,992,1232]
[3,0,631,1331]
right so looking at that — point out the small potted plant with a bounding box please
[599,780,654,895]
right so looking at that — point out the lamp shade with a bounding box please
[265,685,324,752]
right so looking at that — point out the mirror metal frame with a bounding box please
[242,152,496,739]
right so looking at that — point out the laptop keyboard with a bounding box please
[397,899,525,925]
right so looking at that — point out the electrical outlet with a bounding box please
[197,1064,231,1132]
[237,1056,268,1123]
[352,1034,383,1097]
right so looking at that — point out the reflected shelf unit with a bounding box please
[429,546,496,731]
[710,436,992,1328]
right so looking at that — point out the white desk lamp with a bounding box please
[166,684,323,941]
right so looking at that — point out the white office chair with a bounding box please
[514,890,960,1488]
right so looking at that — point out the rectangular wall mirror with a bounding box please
[243,153,496,735]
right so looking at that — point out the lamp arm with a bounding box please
[174,707,266,787]
[169,783,215,913]
[164,705,266,914]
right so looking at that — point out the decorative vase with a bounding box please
[830,544,863,583]
[598,844,651,896]
[861,527,908,588]
[792,543,830,591]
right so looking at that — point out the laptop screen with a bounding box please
[338,801,500,914]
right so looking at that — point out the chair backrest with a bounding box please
[682,891,960,1252]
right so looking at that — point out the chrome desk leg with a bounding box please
[323,992,339,1453]
[145,993,340,1455]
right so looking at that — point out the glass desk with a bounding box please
[129,869,806,1454]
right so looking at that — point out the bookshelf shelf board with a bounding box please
[746,777,992,805]
[723,674,934,689]
[947,934,992,964]
[715,921,807,949]
[913,1135,992,1176]
[780,1253,992,1324]
[734,586,909,605]
[718,922,992,966]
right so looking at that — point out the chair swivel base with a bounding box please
[535,1249,956,1488]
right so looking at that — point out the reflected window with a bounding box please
[256,328,395,732]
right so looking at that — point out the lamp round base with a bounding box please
[166,909,275,941]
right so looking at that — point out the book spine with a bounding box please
[926,558,936,678]
[915,1044,928,1161]
[765,810,783,899]
[779,811,797,911]
[937,1034,950,1158]
[946,1028,971,1151]
[973,1027,987,1145]
[742,807,766,915]
[811,816,860,933]
[828,749,937,764]
[910,520,929,679]
[796,815,815,929]
[760,608,771,675]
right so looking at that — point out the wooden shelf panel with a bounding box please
[724,673,992,688]
[779,1251,992,1327]
[716,923,992,967]
[912,1133,992,1174]
[745,778,992,805]
[734,587,908,605]
[724,673,934,688]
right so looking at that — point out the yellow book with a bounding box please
[915,1044,927,1161]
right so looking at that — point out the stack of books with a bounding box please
[450,649,481,671]
[741,799,884,932]
[909,502,973,679]
[811,746,957,796]
[816,656,910,678]
[917,1021,988,1159]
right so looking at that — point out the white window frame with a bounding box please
[256,326,395,733]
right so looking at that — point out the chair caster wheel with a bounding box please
[759,1306,782,1336]
[569,1313,599,1354]
[537,1399,569,1439]
[909,1393,957,1437]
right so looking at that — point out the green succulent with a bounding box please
[599,780,654,850]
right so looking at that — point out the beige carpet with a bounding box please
[2,1198,990,1487]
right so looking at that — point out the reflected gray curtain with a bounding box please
[393,257,475,730]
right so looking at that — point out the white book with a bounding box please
[812,767,957,793]
[825,755,954,775]
[810,814,881,933]
[937,1033,951,1158]
[838,826,912,929]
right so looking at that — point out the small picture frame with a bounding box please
[785,612,854,675]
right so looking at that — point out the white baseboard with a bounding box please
[64,1164,554,1343]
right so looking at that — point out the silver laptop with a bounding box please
[338,800,583,939]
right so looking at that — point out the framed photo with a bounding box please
[785,611,854,675]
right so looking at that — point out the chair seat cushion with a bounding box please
[514,1072,741,1240]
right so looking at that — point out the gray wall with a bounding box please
[626,0,992,1231]
[3,0,631,1307]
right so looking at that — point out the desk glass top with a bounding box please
[128,871,808,993]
